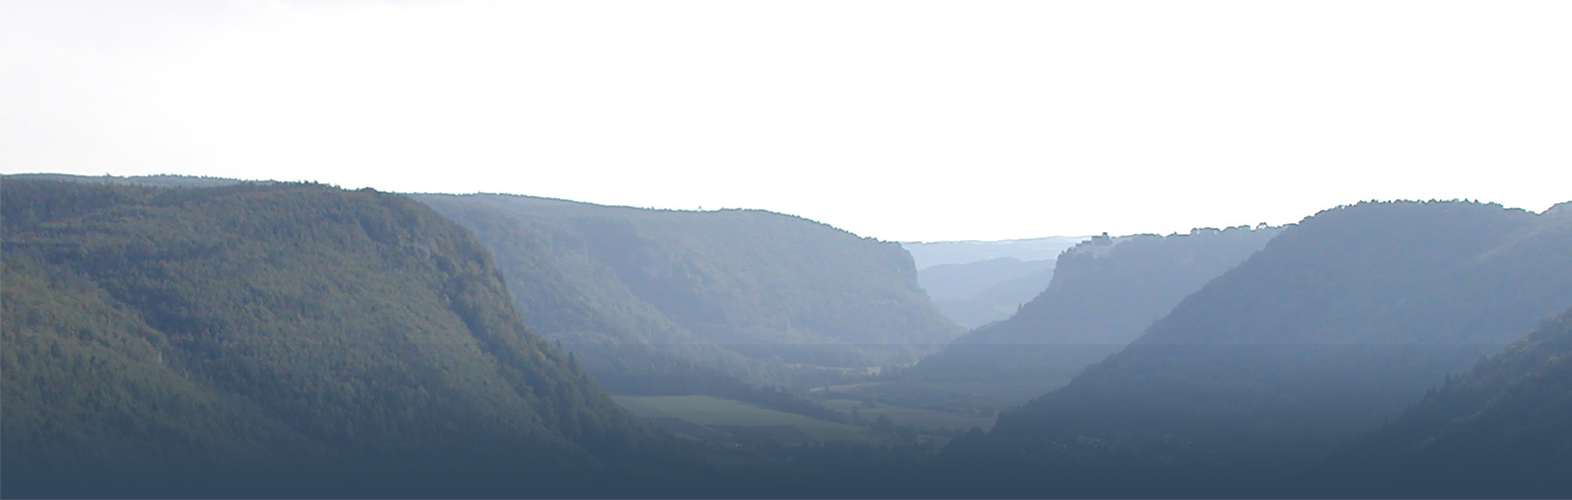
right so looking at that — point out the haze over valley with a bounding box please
[4,173,1568,497]
[4,2,1571,498]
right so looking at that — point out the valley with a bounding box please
[8,2,1565,497]
[2,175,1568,498]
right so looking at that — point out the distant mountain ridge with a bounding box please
[901,236,1086,270]
[919,257,1055,302]
[918,257,1057,328]
[905,236,1087,327]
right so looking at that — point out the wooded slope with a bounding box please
[1,179,700,497]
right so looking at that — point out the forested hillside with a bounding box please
[1319,311,1571,498]
[11,175,1564,498]
[0,179,701,497]
[898,226,1279,408]
[414,194,961,386]
[944,201,1572,496]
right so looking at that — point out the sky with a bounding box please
[3,1,1568,242]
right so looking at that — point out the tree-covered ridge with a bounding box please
[1320,308,1572,497]
[948,200,1572,495]
[413,193,962,377]
[5,172,250,188]
[901,225,1280,406]
[1,179,700,497]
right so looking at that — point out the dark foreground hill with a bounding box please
[897,226,1279,408]
[0,179,701,498]
[1320,307,1572,498]
[413,194,961,386]
[941,200,1572,497]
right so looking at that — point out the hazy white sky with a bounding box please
[3,1,1568,241]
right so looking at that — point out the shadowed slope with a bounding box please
[1318,311,1572,498]
[944,201,1572,496]
[1,179,701,497]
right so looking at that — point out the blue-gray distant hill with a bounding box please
[413,193,963,387]
[942,200,1572,497]
[890,226,1279,409]
[918,257,1056,304]
[917,257,1057,328]
[902,236,1086,269]
[905,237,1085,328]
[0,178,701,498]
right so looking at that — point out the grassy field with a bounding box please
[614,395,899,444]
